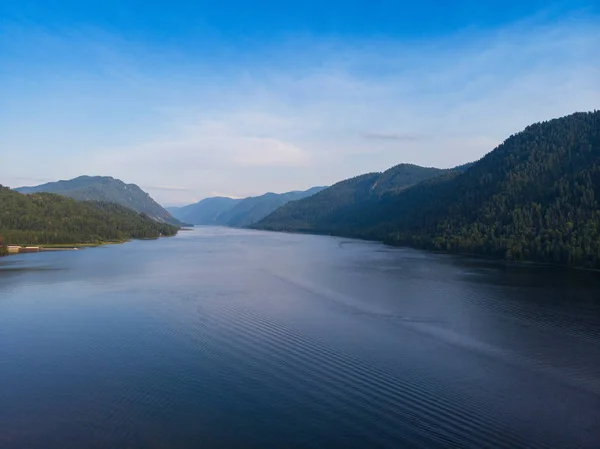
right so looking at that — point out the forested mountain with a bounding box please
[254,164,447,231]
[16,176,183,226]
[0,186,179,245]
[171,186,326,226]
[168,197,243,225]
[256,111,600,269]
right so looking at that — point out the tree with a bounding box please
[0,186,179,245]
[255,111,600,269]
[0,235,8,256]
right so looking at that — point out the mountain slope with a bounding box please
[254,164,446,231]
[168,197,242,225]
[172,186,326,227]
[16,176,183,226]
[221,186,327,227]
[0,186,178,245]
[257,111,600,268]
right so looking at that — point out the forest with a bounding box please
[0,235,7,256]
[16,175,184,226]
[254,164,450,231]
[0,186,179,247]
[255,111,600,269]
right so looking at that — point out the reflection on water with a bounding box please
[1,227,599,448]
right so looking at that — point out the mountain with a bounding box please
[221,186,327,227]
[171,186,326,227]
[16,176,183,226]
[256,111,600,269]
[254,164,447,232]
[0,185,178,245]
[168,197,243,225]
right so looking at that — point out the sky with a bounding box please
[1,1,599,206]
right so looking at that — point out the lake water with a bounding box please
[1,227,599,448]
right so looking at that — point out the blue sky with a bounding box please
[1,1,599,205]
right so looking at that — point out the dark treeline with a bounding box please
[256,111,600,269]
[0,235,7,256]
[0,186,179,245]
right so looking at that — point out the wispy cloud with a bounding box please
[207,191,245,199]
[1,14,599,204]
[141,185,194,192]
[363,133,424,141]
[1,176,54,188]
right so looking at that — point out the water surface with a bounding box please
[1,227,599,448]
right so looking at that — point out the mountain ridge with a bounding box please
[170,186,327,227]
[255,111,600,269]
[0,185,179,245]
[253,163,449,232]
[16,175,184,226]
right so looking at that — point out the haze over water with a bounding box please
[1,227,599,448]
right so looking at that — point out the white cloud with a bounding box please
[231,137,310,167]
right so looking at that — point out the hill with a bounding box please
[168,197,243,225]
[221,186,327,227]
[256,111,600,268]
[254,164,447,231]
[0,185,179,245]
[16,176,183,226]
[170,186,326,227]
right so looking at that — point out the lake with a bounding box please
[1,227,599,448]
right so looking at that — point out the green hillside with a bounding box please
[16,176,183,226]
[0,186,179,245]
[254,164,447,232]
[256,111,600,268]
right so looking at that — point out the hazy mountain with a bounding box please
[171,186,326,227]
[0,185,178,245]
[16,176,183,226]
[168,197,243,225]
[256,111,600,268]
[221,186,327,227]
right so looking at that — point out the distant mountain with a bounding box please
[16,176,183,226]
[0,185,178,246]
[254,164,447,232]
[168,197,243,225]
[221,186,327,227]
[256,111,600,269]
[171,186,326,227]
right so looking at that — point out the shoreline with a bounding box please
[1,231,181,257]
[3,240,127,255]
[251,226,600,273]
